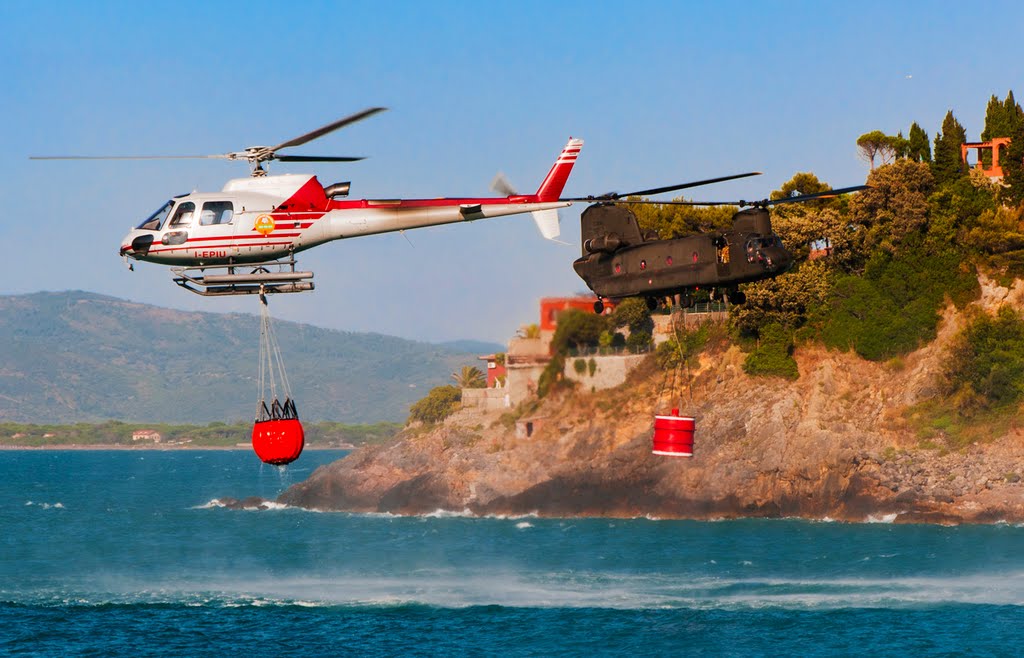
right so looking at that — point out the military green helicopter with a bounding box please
[568,183,868,313]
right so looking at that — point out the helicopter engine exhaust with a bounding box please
[323,181,351,198]
[584,234,622,254]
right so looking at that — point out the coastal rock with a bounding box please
[278,285,1024,524]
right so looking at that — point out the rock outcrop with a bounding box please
[278,277,1024,524]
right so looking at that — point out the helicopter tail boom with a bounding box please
[536,138,584,202]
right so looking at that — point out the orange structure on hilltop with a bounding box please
[961,137,1012,179]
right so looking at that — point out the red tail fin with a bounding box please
[535,138,584,201]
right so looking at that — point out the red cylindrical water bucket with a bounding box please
[252,418,305,465]
[652,408,694,457]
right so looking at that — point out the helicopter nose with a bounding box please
[122,234,154,257]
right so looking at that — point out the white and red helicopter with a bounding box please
[34,107,757,297]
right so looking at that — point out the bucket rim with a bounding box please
[652,449,693,457]
[654,414,696,421]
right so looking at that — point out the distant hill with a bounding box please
[435,339,506,355]
[0,291,484,424]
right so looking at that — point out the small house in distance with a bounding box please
[132,429,162,443]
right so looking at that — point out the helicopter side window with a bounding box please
[136,200,174,231]
[200,201,234,226]
[169,202,196,228]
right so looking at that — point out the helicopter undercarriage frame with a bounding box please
[171,257,314,297]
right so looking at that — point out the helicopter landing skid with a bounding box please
[171,258,314,297]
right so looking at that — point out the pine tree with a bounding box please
[932,110,968,187]
[908,122,931,163]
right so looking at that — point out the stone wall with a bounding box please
[563,354,647,390]
[461,387,511,411]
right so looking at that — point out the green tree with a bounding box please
[927,175,998,246]
[610,297,654,334]
[932,110,968,187]
[1003,120,1024,205]
[808,242,977,361]
[550,309,609,354]
[770,172,832,201]
[631,201,737,239]
[982,91,1023,140]
[408,385,462,424]
[907,122,931,163]
[451,365,486,388]
[944,306,1024,415]
[742,323,799,379]
[849,159,935,254]
[731,259,833,337]
[857,130,897,170]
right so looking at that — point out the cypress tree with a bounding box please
[981,94,1005,141]
[1003,90,1023,133]
[1003,120,1024,205]
[932,110,968,187]
[908,122,931,163]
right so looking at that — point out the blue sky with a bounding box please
[2,1,1023,343]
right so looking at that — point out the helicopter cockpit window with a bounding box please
[200,201,234,226]
[169,202,196,228]
[136,200,174,231]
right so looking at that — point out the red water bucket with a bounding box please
[652,408,694,457]
[252,418,305,465]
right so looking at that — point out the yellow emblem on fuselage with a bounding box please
[254,214,276,236]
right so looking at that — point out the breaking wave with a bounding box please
[8,571,1024,611]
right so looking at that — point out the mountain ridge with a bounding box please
[0,290,484,423]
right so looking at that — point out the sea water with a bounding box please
[3,450,1024,656]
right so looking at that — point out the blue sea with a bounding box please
[3,450,1024,656]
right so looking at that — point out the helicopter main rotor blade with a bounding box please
[268,107,387,153]
[615,172,763,199]
[29,155,230,160]
[765,185,871,205]
[274,155,366,163]
[604,184,871,207]
[560,171,762,202]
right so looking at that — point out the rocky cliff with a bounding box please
[278,277,1024,524]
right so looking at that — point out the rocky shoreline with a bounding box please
[273,279,1024,525]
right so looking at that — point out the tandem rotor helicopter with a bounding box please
[32,107,865,303]
[571,184,868,313]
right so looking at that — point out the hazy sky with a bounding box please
[3,1,1023,343]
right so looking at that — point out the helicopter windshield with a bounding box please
[136,200,174,231]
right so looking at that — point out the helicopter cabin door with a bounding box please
[715,236,731,278]
[188,200,238,261]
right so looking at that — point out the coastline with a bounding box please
[0,444,351,451]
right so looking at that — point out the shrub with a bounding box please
[573,358,587,375]
[743,323,799,379]
[656,323,710,370]
[550,310,609,354]
[408,385,462,424]
[808,240,978,361]
[944,306,1024,414]
[626,330,652,351]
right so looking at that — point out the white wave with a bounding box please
[866,513,899,524]
[192,498,303,512]
[24,501,65,510]
[516,522,533,529]
[11,570,1024,611]
[420,508,475,518]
